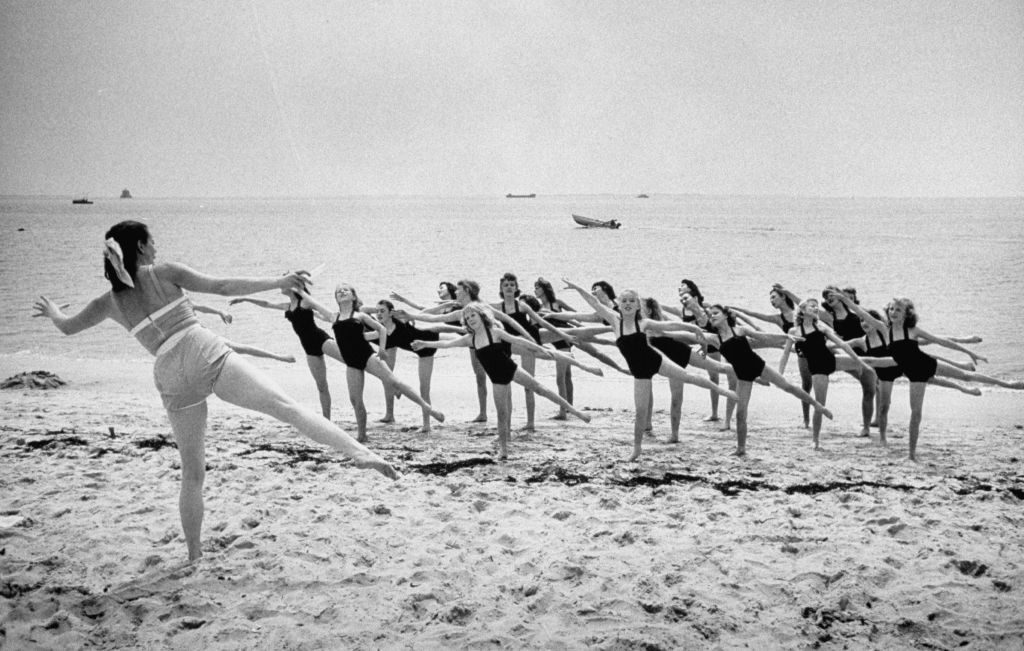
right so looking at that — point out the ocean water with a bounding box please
[2,195,1023,379]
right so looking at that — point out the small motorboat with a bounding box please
[506,193,536,198]
[572,214,621,229]
[72,196,93,205]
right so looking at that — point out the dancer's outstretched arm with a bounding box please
[411,334,472,351]
[228,297,290,311]
[194,303,233,324]
[916,327,988,363]
[562,279,619,325]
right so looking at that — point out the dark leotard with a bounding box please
[615,313,662,380]
[388,320,439,359]
[284,303,331,356]
[332,315,374,370]
[501,300,540,344]
[862,331,902,382]
[545,309,574,350]
[472,327,518,384]
[649,336,692,369]
[779,314,795,335]
[795,321,836,376]
[832,310,865,341]
[684,311,719,354]
[719,325,766,382]
[888,323,937,382]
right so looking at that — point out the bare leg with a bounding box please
[705,351,722,421]
[667,378,683,442]
[211,354,397,474]
[365,357,444,422]
[840,360,876,435]
[722,373,737,431]
[493,383,512,460]
[553,358,570,420]
[933,353,975,371]
[378,348,397,423]
[631,379,652,461]
[166,402,207,561]
[936,361,1024,389]
[797,356,812,428]
[733,381,753,456]
[417,357,435,432]
[520,352,536,431]
[512,368,590,423]
[908,381,926,461]
[470,349,488,422]
[306,354,332,419]
[928,375,982,396]
[224,340,295,363]
[876,380,893,445]
[761,366,833,420]
[657,357,739,402]
[644,389,654,433]
[346,366,368,442]
[810,374,830,449]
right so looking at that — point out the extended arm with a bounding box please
[518,300,575,345]
[228,297,290,311]
[562,279,618,325]
[193,303,233,324]
[162,262,308,297]
[33,294,116,335]
[728,305,781,328]
[388,291,425,311]
[411,334,471,350]
[823,325,873,371]
[915,327,988,363]
[832,292,887,333]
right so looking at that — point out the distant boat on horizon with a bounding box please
[120,188,132,199]
[572,213,621,229]
[72,196,93,205]
[636,193,649,198]
[505,193,536,199]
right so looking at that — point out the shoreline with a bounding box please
[2,352,1023,648]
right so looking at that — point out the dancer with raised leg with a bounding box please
[563,280,739,461]
[33,221,397,561]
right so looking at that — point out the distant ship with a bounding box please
[72,196,93,205]
[506,193,536,198]
[636,193,649,198]
[120,188,132,199]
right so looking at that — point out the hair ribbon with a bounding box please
[103,238,134,287]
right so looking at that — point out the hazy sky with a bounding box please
[2,1,1022,197]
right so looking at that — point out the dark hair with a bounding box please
[680,279,704,304]
[643,297,663,320]
[769,287,795,309]
[708,303,736,327]
[520,294,541,311]
[499,272,521,298]
[438,281,457,301]
[457,279,481,302]
[842,286,859,304]
[866,308,883,321]
[377,299,395,311]
[104,220,150,292]
[591,280,616,301]
[534,277,557,306]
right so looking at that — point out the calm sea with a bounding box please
[2,195,1022,379]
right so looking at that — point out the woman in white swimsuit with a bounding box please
[33,220,397,561]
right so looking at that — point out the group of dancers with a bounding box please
[33,221,1023,559]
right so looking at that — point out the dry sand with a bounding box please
[2,353,1023,649]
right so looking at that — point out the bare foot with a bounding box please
[628,449,641,462]
[732,448,746,457]
[582,365,604,377]
[666,436,679,444]
[704,415,720,422]
[416,426,432,434]
[470,414,487,423]
[280,355,297,363]
[519,424,535,432]
[377,416,394,424]
[575,411,592,424]
[354,456,400,480]
[550,413,568,421]
[821,407,833,420]
[356,434,368,444]
[719,423,731,432]
[431,409,445,422]
[860,427,870,437]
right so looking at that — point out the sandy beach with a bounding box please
[2,353,1023,649]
